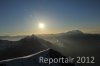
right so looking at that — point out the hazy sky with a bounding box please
[0,0,100,35]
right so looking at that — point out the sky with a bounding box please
[0,0,100,35]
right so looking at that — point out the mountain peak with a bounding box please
[19,34,40,43]
[66,30,83,35]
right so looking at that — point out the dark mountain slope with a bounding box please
[0,49,75,66]
[0,35,51,61]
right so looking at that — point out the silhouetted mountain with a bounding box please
[0,49,75,66]
[38,30,100,47]
[37,30,100,66]
[0,30,100,66]
[0,35,51,61]
[66,30,83,34]
[59,30,84,36]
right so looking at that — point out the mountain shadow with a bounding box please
[0,49,76,66]
[0,35,51,61]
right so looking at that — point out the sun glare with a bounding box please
[38,22,45,29]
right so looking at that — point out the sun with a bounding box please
[38,22,45,29]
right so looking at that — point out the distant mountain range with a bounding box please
[0,30,100,66]
[38,30,100,47]
[0,30,99,41]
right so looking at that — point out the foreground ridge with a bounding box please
[0,48,75,66]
